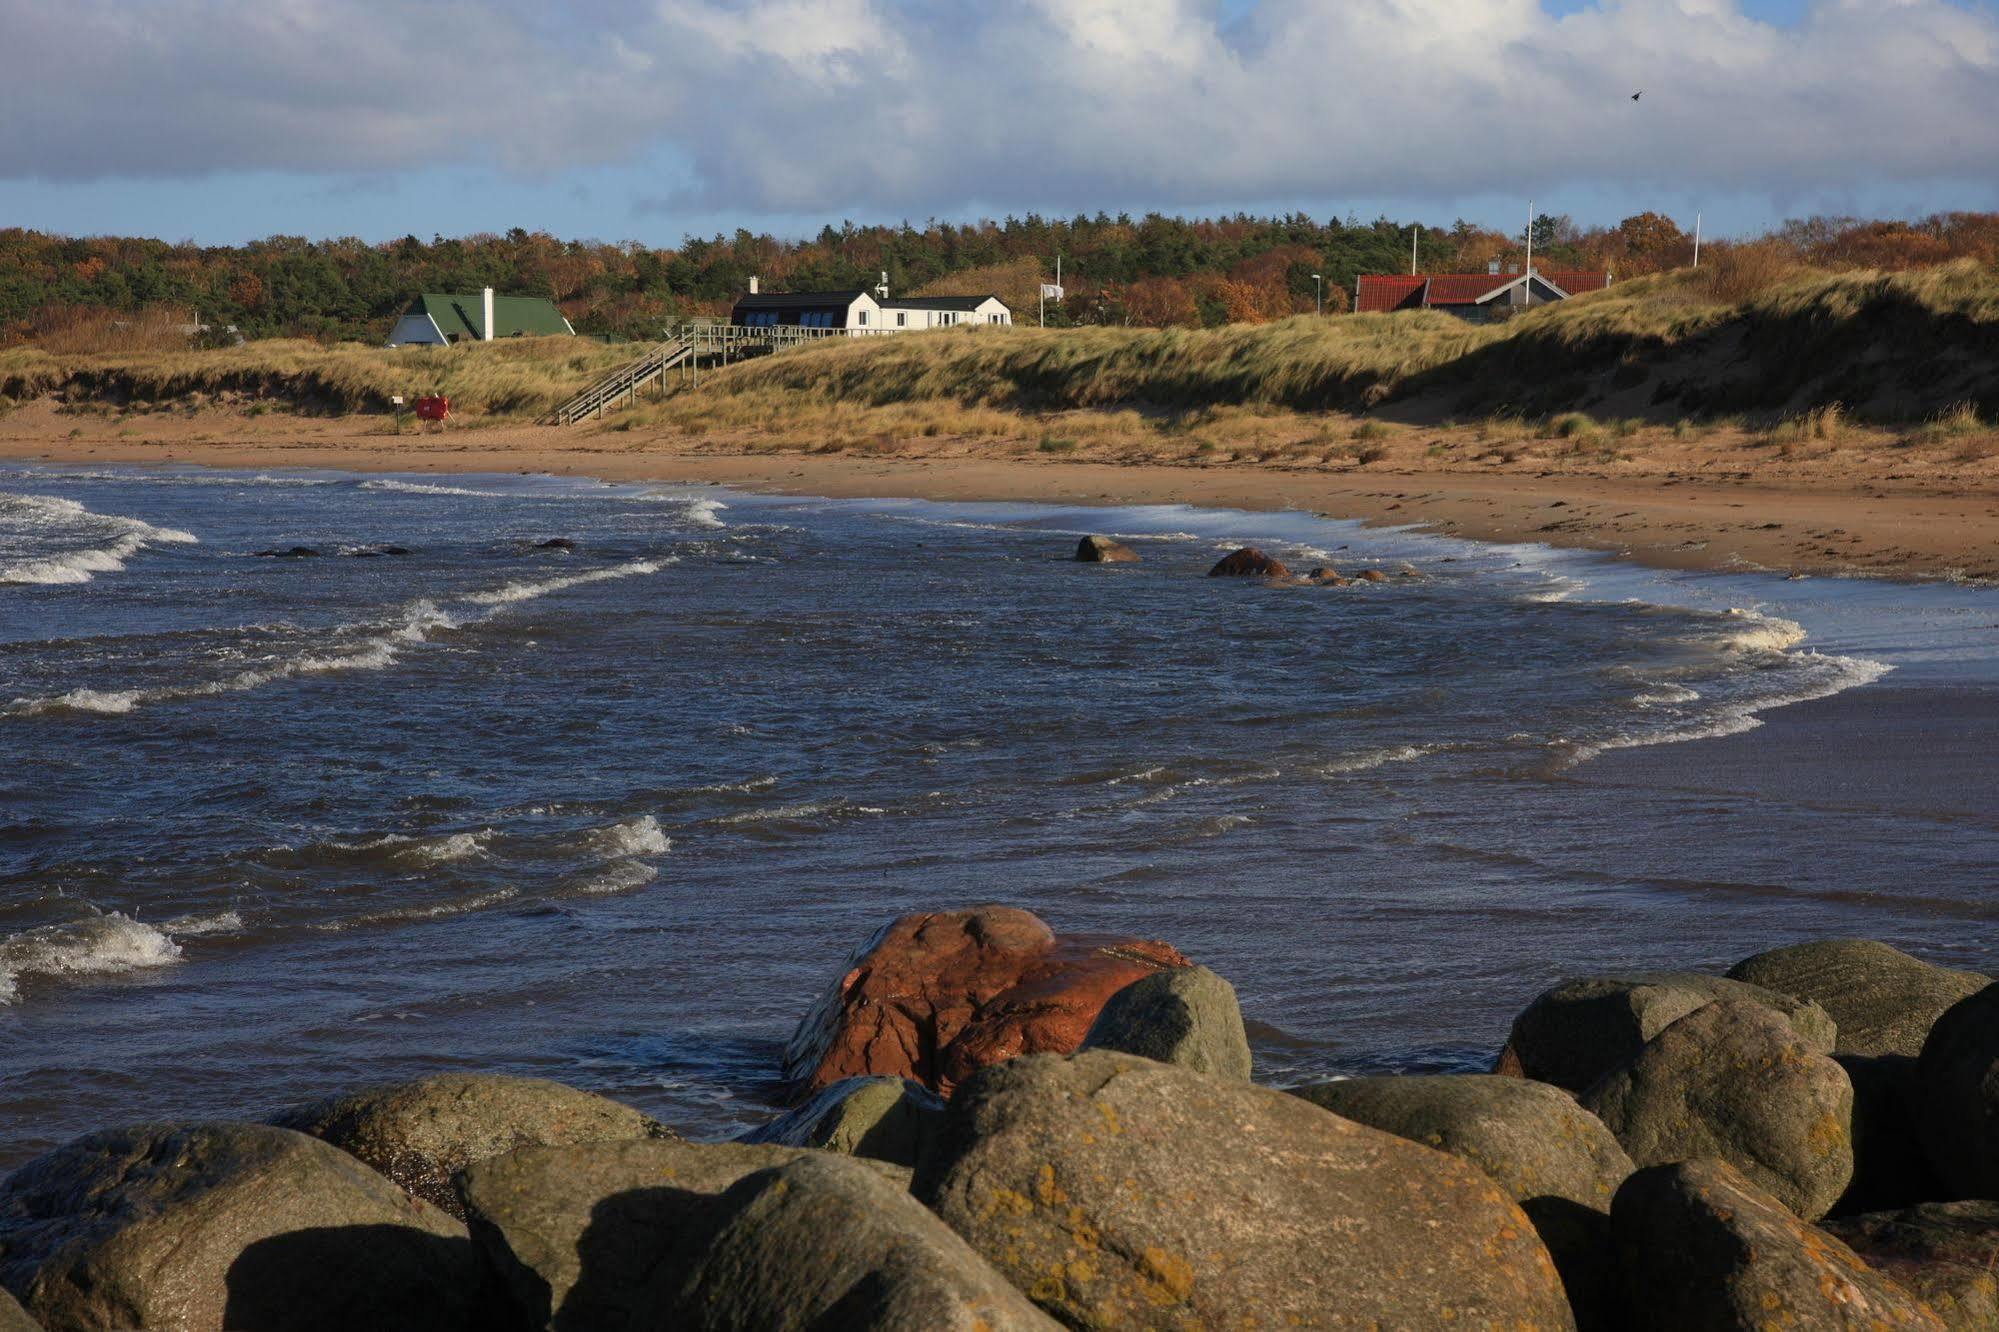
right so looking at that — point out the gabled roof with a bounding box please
[880,294,1005,312]
[1356,270,1613,312]
[731,290,872,309]
[1354,275,1427,313]
[404,292,571,339]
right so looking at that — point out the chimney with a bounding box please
[748,276,759,295]
[1488,260,1501,276]
[482,287,494,342]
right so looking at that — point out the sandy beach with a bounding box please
[3,401,1995,581]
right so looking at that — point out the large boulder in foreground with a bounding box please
[1295,1074,1632,1326]
[456,1138,907,1332]
[1207,546,1291,578]
[1074,535,1139,564]
[1727,939,1989,1057]
[1613,1160,1942,1331]
[916,1050,1573,1329]
[1079,964,1252,1080]
[1916,981,1999,1198]
[1836,1053,1944,1214]
[637,1154,1057,1331]
[1825,1201,1999,1330]
[0,1123,475,1332]
[1497,970,1836,1092]
[781,907,1190,1097]
[739,1076,945,1168]
[1583,999,1854,1220]
[270,1073,671,1219]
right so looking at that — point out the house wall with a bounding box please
[386,313,447,347]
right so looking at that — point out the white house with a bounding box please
[728,282,1010,333]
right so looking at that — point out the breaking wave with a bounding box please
[0,493,199,585]
[0,912,182,1004]
[359,479,512,499]
[584,814,673,858]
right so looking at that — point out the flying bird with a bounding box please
[1632,91,1642,101]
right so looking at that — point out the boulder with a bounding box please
[271,1073,671,1219]
[1916,981,1999,1197]
[0,1123,475,1332]
[1206,547,1291,578]
[916,1050,1574,1329]
[1294,1074,1633,1326]
[635,1154,1058,1331]
[1582,999,1854,1219]
[1355,567,1389,582]
[1497,970,1837,1092]
[1727,939,1989,1057]
[1612,1160,1943,1331]
[0,1288,37,1332]
[1825,1201,1999,1330]
[456,1138,909,1332]
[780,906,1190,1097]
[1078,965,1251,1080]
[1073,535,1139,564]
[738,1076,945,1168]
[1835,1054,1944,1214]
[1305,566,1348,585]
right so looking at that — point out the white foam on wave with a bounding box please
[711,799,864,826]
[1316,744,1441,775]
[0,492,199,585]
[359,479,511,498]
[159,910,245,937]
[1702,608,1809,654]
[331,887,522,931]
[462,558,667,607]
[332,829,490,866]
[0,912,182,1004]
[570,861,660,896]
[586,815,672,857]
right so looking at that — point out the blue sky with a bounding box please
[2,0,1995,247]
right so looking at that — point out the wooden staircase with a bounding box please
[546,338,693,425]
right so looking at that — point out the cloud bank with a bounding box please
[4,0,1995,214]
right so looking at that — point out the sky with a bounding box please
[1,0,1996,247]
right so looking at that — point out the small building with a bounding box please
[386,288,575,346]
[728,282,1011,333]
[1355,268,1612,321]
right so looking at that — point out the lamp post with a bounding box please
[1312,273,1323,315]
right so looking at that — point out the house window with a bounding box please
[856,309,868,326]
[896,312,907,327]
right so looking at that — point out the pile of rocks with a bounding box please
[0,926,1992,1330]
[1073,536,1420,586]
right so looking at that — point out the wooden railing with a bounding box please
[549,322,898,425]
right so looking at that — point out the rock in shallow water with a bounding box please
[780,906,1189,1097]
[738,1076,945,1168]
[1582,999,1854,1220]
[1727,939,1989,1057]
[1079,964,1252,1080]
[1073,535,1139,563]
[915,1050,1574,1329]
[1612,1159,1942,1331]
[1206,546,1291,578]
[269,1073,673,1219]
[0,1122,476,1332]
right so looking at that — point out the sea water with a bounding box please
[1,463,1993,1164]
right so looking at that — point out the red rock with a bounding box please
[1208,547,1291,578]
[780,907,1190,1097]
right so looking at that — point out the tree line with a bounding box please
[4,210,1996,347]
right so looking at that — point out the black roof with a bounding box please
[731,290,869,309]
[880,295,1003,311]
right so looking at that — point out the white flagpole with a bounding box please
[1524,200,1534,306]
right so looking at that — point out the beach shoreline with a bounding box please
[4,403,1997,583]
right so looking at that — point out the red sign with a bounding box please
[414,395,449,421]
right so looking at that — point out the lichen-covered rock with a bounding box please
[781,906,1190,1097]
[271,1073,671,1219]
[1825,1201,1999,1331]
[1728,939,1989,1057]
[1836,1053,1944,1214]
[1916,981,1999,1198]
[456,1138,908,1332]
[739,1076,944,1168]
[636,1154,1058,1331]
[1295,1073,1632,1326]
[1582,999,1854,1220]
[1612,1160,1942,1331]
[1498,970,1837,1092]
[917,1050,1574,1329]
[1074,535,1139,564]
[0,1123,475,1332]
[1079,964,1252,1080]
[1206,547,1291,578]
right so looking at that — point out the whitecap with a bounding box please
[0,912,182,1004]
[0,492,199,585]
[585,815,672,858]
[359,479,511,499]
[160,910,245,937]
[1315,744,1440,775]
[569,861,660,896]
[461,558,667,607]
[330,829,490,866]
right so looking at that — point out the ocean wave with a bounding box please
[584,815,672,858]
[1701,608,1809,654]
[568,861,660,896]
[1316,744,1441,775]
[331,887,522,930]
[159,910,245,937]
[330,829,490,866]
[359,479,512,498]
[461,558,667,607]
[711,799,879,826]
[0,492,199,585]
[0,912,182,1004]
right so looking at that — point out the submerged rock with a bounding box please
[1206,546,1291,578]
[1915,980,1999,1197]
[738,1076,944,1168]
[0,1122,475,1332]
[1354,567,1389,582]
[1306,566,1348,584]
[916,1050,1573,1329]
[253,546,320,558]
[780,906,1189,1097]
[1074,535,1139,563]
[270,1073,672,1219]
[345,544,412,558]
[1079,965,1252,1080]
[1612,1160,1942,1331]
[1582,999,1854,1220]
[1496,970,1837,1093]
[1727,939,1989,1057]
[1825,1200,1999,1330]
[533,538,576,551]
[1294,1073,1632,1326]
[637,1154,1058,1331]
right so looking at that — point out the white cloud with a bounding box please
[2,0,1995,214]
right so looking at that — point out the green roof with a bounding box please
[404,292,572,339]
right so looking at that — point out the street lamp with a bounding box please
[1312,273,1323,315]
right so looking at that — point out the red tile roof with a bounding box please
[1354,275,1427,313]
[1356,269,1613,312]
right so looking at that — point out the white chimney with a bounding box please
[482,287,494,342]
[748,276,759,295]
[1488,260,1501,276]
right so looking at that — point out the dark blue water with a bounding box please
[2,464,1994,1166]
